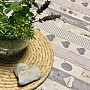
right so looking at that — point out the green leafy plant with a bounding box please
[0,0,61,40]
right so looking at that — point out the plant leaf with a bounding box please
[2,15,8,20]
[31,0,35,3]
[0,6,3,10]
[32,2,38,7]
[9,16,14,24]
[4,8,11,13]
[10,2,20,10]
[22,0,29,5]
[28,12,34,17]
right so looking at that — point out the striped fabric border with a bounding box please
[34,22,90,50]
[48,67,90,90]
[51,0,90,16]
[40,29,90,60]
[36,0,90,24]
[53,56,90,84]
[51,44,90,71]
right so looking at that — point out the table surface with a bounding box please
[34,0,90,90]
[2,0,90,89]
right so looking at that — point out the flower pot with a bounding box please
[0,37,29,56]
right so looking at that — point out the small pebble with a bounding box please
[14,63,41,86]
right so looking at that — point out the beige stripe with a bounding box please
[40,30,90,59]
[48,20,90,39]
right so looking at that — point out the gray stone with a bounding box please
[14,63,41,85]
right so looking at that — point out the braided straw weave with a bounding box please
[0,29,53,90]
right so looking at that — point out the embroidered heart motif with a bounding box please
[14,63,41,86]
[61,41,70,48]
[63,76,74,87]
[77,48,86,55]
[82,3,88,7]
[46,34,55,41]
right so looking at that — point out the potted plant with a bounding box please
[0,0,60,57]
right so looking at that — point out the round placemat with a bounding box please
[0,29,53,90]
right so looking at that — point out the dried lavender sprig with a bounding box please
[38,14,61,22]
[37,0,51,14]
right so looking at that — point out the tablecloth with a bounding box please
[34,0,90,90]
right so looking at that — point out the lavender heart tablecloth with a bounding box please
[34,0,90,90]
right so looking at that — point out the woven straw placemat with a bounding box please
[0,29,53,90]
